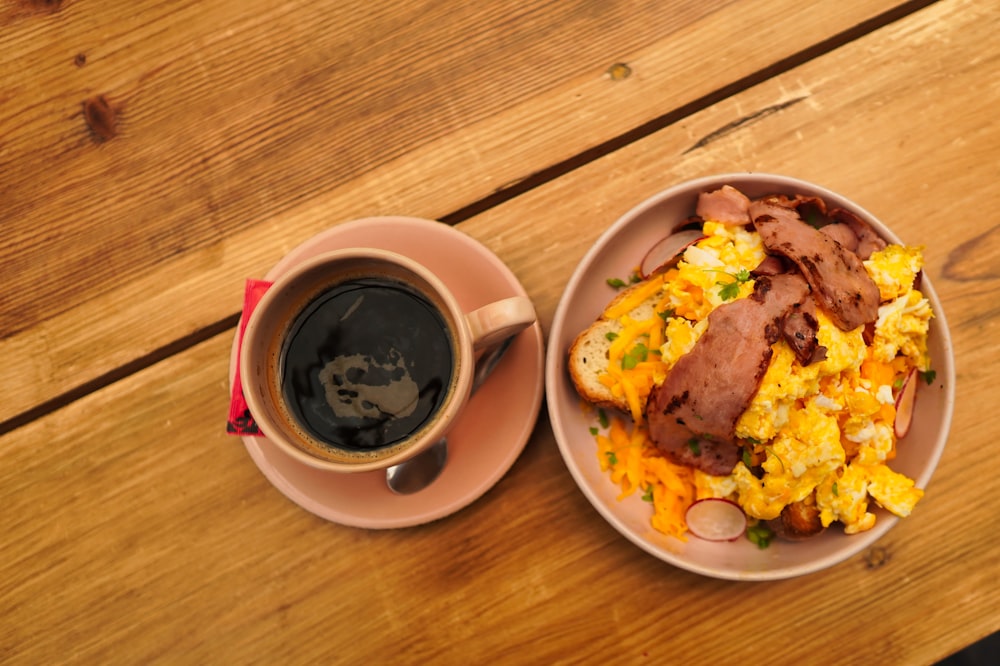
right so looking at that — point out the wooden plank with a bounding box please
[0,0,919,423]
[1,0,997,662]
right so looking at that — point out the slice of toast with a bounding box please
[568,279,664,414]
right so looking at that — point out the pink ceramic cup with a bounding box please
[240,248,536,473]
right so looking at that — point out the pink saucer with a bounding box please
[228,217,545,528]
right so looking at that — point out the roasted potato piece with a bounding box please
[768,493,825,541]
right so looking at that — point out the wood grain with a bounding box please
[0,0,921,425]
[2,0,998,663]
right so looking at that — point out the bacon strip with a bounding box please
[781,295,823,366]
[819,223,859,253]
[646,274,811,475]
[752,210,880,331]
[695,185,751,226]
[750,254,788,277]
[830,207,887,260]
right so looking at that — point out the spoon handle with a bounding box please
[471,335,516,395]
[384,333,519,495]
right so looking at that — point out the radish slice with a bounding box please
[894,368,919,439]
[685,498,748,542]
[640,230,706,278]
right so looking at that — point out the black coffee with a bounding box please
[280,277,454,451]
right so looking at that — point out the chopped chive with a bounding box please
[746,523,774,549]
[765,445,785,473]
[598,409,609,429]
[622,343,649,370]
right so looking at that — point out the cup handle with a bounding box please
[464,296,536,351]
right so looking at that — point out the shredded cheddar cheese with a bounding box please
[596,417,695,539]
[604,273,665,319]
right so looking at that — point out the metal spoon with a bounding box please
[385,336,516,495]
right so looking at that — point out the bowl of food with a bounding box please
[545,173,954,580]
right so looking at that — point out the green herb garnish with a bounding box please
[605,331,619,342]
[607,277,627,289]
[719,269,752,300]
[832,482,839,497]
[621,343,649,370]
[803,208,826,228]
[589,427,599,436]
[687,438,701,456]
[606,451,618,466]
[765,445,786,473]
[920,368,937,385]
[746,523,774,549]
[708,268,752,301]
[598,409,609,429]
[742,449,753,468]
[641,485,654,502]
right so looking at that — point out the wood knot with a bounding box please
[864,545,891,569]
[82,94,119,142]
[74,53,87,67]
[943,223,1000,282]
[22,0,62,12]
[606,62,632,81]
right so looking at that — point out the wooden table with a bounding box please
[3,0,997,662]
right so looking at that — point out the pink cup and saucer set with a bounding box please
[227,217,545,528]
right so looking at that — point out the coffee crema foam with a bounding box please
[318,351,420,420]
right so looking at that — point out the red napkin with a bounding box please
[226,279,273,436]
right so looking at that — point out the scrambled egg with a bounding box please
[661,222,933,534]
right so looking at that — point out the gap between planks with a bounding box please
[0,0,940,437]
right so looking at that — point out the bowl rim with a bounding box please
[545,171,956,581]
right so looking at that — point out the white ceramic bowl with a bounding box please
[545,173,955,581]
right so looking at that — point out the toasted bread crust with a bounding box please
[567,281,663,415]
[568,319,625,411]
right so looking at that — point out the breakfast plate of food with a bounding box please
[545,173,955,580]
